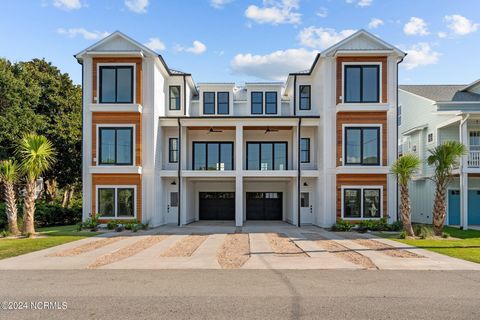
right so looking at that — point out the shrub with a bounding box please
[414,224,434,239]
[115,225,124,232]
[442,232,450,239]
[106,220,118,230]
[331,219,352,231]
[82,217,99,231]
[358,218,389,231]
[388,220,403,232]
[1,230,10,238]
[399,230,407,239]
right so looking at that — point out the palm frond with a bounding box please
[16,134,56,180]
[0,159,19,184]
[390,153,421,185]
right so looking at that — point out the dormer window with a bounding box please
[99,66,133,103]
[265,92,277,114]
[299,85,311,110]
[217,92,229,115]
[251,92,263,114]
[169,86,181,110]
[344,65,379,103]
[203,92,215,114]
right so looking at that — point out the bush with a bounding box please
[331,219,352,231]
[358,218,389,231]
[442,232,450,239]
[399,230,407,239]
[106,220,118,230]
[414,224,434,239]
[388,220,403,231]
[82,217,99,231]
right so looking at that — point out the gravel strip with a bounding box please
[266,233,307,257]
[49,237,126,257]
[304,233,377,269]
[217,233,250,269]
[88,236,168,269]
[160,235,208,257]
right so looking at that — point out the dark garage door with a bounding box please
[199,192,235,220]
[246,192,282,220]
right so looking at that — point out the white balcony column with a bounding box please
[235,124,244,227]
[459,117,469,229]
[181,125,188,171]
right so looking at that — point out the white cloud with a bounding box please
[445,14,479,35]
[298,27,356,49]
[437,31,447,38]
[231,48,316,81]
[53,0,82,10]
[402,42,440,70]
[245,0,301,25]
[346,0,373,7]
[403,17,429,36]
[177,40,207,54]
[56,28,110,40]
[368,18,383,29]
[210,0,233,9]
[144,37,165,51]
[125,0,149,14]
[316,7,328,18]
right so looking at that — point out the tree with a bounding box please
[390,154,421,237]
[0,160,20,234]
[427,141,467,236]
[17,134,56,234]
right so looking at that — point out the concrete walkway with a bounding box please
[0,223,479,270]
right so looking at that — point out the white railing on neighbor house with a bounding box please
[468,151,480,168]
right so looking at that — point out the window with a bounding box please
[299,85,311,110]
[344,65,379,103]
[343,187,381,219]
[193,142,234,170]
[344,127,380,165]
[427,133,434,143]
[203,92,215,114]
[99,127,133,165]
[246,142,287,170]
[97,187,135,218]
[251,92,263,114]
[169,86,181,110]
[169,138,178,163]
[397,105,402,126]
[99,66,133,103]
[217,92,229,114]
[300,138,310,163]
[470,131,480,151]
[265,92,277,114]
[300,192,309,207]
[170,192,178,207]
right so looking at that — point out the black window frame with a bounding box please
[265,91,278,114]
[299,85,311,110]
[344,127,381,166]
[98,127,134,166]
[99,66,134,104]
[342,187,382,219]
[246,141,288,170]
[344,65,380,103]
[192,141,234,171]
[217,91,230,115]
[251,91,264,115]
[97,187,135,218]
[300,137,310,163]
[169,138,179,163]
[363,188,382,218]
[203,91,216,115]
[169,86,181,110]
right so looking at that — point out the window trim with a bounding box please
[97,125,135,166]
[192,141,235,171]
[246,141,288,170]
[169,138,179,163]
[217,91,230,115]
[300,137,311,163]
[203,91,216,115]
[169,85,181,111]
[427,132,434,144]
[342,63,381,104]
[341,186,383,220]
[342,124,382,166]
[96,185,137,219]
[299,85,311,110]
[265,91,278,114]
[251,91,264,115]
[98,64,135,104]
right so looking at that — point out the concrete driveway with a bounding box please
[0,222,478,270]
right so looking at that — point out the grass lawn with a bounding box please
[0,225,99,260]
[378,227,480,264]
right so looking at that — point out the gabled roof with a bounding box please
[400,85,480,102]
[461,78,480,92]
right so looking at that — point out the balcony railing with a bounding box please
[468,151,480,168]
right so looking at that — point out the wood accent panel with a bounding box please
[336,56,388,104]
[336,111,387,167]
[92,112,142,166]
[92,57,143,105]
[92,174,142,222]
[336,174,388,220]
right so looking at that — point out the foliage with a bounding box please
[388,220,403,232]
[124,221,137,230]
[331,219,352,231]
[442,232,450,239]
[107,220,118,230]
[414,224,434,239]
[81,217,99,231]
[391,154,421,185]
[358,218,389,231]
[17,134,56,181]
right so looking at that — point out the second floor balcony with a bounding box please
[468,150,480,168]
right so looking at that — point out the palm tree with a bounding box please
[427,141,467,236]
[17,134,55,234]
[0,160,20,235]
[391,154,421,237]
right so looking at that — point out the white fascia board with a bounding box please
[89,103,142,113]
[436,116,462,129]
[336,166,390,174]
[83,50,144,57]
[334,50,395,56]
[402,124,428,136]
[89,166,142,174]
[336,104,390,112]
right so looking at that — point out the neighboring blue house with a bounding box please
[399,80,480,229]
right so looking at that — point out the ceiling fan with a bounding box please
[265,127,279,134]
[208,127,223,134]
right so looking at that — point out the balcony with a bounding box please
[468,151,480,168]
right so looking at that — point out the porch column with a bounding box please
[235,125,243,227]
[460,118,469,230]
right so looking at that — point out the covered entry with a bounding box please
[246,192,283,220]
[199,192,235,220]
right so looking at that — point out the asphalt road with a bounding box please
[0,270,479,319]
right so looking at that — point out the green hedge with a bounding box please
[0,202,82,230]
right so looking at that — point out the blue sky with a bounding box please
[1,0,479,85]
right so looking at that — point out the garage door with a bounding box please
[199,192,235,220]
[246,192,282,220]
[448,190,480,225]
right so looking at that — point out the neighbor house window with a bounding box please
[169,138,178,163]
[169,86,181,110]
[344,127,380,165]
[344,65,379,103]
[99,127,133,165]
[97,187,135,218]
[251,92,263,114]
[397,105,402,126]
[99,66,133,103]
[217,92,229,114]
[246,142,287,170]
[427,133,434,143]
[203,92,215,114]
[265,92,277,114]
[193,142,234,170]
[300,138,310,163]
[299,85,311,110]
[343,187,381,219]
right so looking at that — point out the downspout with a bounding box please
[293,75,297,116]
[396,56,404,222]
[183,75,187,116]
[297,117,302,227]
[177,117,182,226]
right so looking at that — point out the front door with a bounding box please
[167,190,178,224]
[300,191,313,224]
[448,190,460,225]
